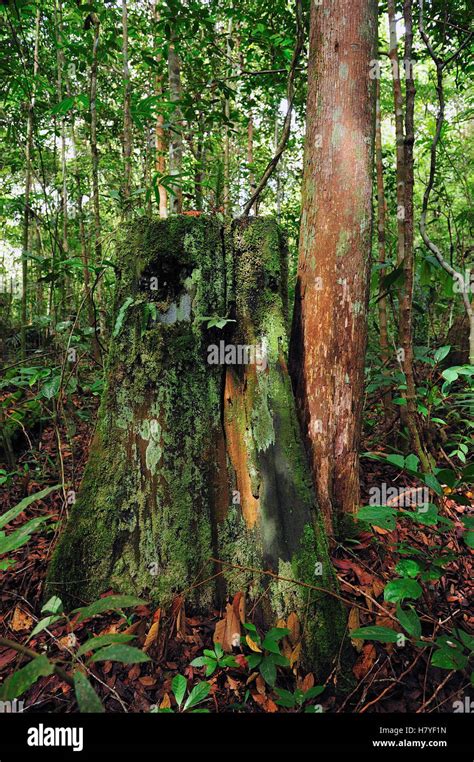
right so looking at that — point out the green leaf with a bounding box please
[246,654,262,669]
[89,645,150,664]
[172,674,187,707]
[434,345,451,363]
[350,626,401,643]
[421,473,443,496]
[275,688,296,708]
[0,485,60,531]
[304,685,325,700]
[404,454,420,472]
[396,604,421,638]
[463,530,474,549]
[441,367,459,384]
[0,655,54,700]
[385,454,406,469]
[73,671,105,713]
[77,633,135,657]
[384,578,422,603]
[455,629,474,652]
[356,505,397,530]
[41,596,63,615]
[190,656,208,668]
[259,656,277,686]
[183,681,210,711]
[431,648,468,670]
[112,297,135,338]
[73,595,146,621]
[395,559,421,578]
[30,615,62,637]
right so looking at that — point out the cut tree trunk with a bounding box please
[48,216,348,675]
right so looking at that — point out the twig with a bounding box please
[416,669,455,712]
[0,636,73,687]
[242,0,304,216]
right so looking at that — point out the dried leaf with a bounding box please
[289,642,301,668]
[160,692,171,709]
[301,673,314,692]
[245,635,262,653]
[287,612,300,645]
[353,644,376,680]
[348,606,363,652]
[214,603,241,652]
[10,607,34,632]
[143,610,161,653]
[256,675,266,695]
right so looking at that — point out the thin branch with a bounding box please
[418,0,473,320]
[242,0,304,216]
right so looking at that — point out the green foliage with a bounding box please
[190,642,237,676]
[0,594,148,710]
[241,622,290,687]
[153,674,211,713]
[0,486,60,569]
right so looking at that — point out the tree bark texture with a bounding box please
[289,0,377,533]
[48,216,347,675]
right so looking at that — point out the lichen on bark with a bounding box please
[47,215,349,678]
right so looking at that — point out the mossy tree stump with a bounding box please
[48,216,348,675]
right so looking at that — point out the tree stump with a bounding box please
[48,216,347,674]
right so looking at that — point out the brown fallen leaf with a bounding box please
[287,612,301,645]
[256,675,266,695]
[353,644,376,680]
[128,664,141,681]
[301,672,315,692]
[139,676,156,687]
[214,602,241,652]
[160,693,171,709]
[348,606,363,653]
[143,609,161,653]
[289,642,301,668]
[10,607,33,632]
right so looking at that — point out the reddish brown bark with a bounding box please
[289,0,377,533]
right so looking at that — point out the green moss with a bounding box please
[47,216,226,610]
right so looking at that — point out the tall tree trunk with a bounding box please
[90,13,105,338]
[289,0,377,534]
[153,1,167,217]
[21,8,40,359]
[55,0,68,318]
[48,216,348,676]
[400,0,430,470]
[375,79,392,423]
[223,18,233,218]
[247,114,256,213]
[167,38,183,213]
[121,0,132,213]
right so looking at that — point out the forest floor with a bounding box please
[0,386,472,714]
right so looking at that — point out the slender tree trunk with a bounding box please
[223,18,233,218]
[387,0,406,268]
[400,0,430,469]
[375,79,392,423]
[153,1,167,217]
[21,8,40,359]
[274,101,281,218]
[121,0,132,212]
[89,13,105,338]
[168,38,183,213]
[54,0,68,318]
[247,114,256,213]
[289,0,377,533]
